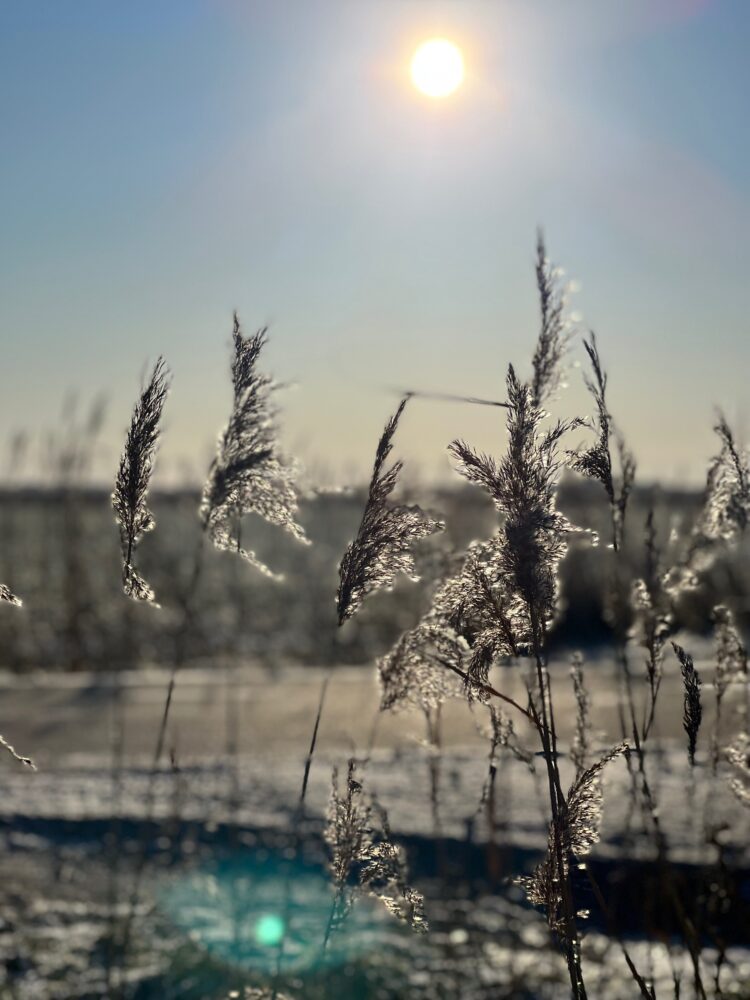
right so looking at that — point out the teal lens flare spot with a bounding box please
[255,913,285,947]
[159,855,393,974]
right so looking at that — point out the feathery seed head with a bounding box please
[324,759,427,937]
[520,741,628,930]
[531,230,575,408]
[0,584,22,608]
[201,314,308,579]
[336,398,443,625]
[449,365,578,638]
[672,641,703,766]
[112,357,170,605]
[568,335,635,552]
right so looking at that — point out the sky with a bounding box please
[2,0,749,487]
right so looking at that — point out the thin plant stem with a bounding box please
[116,529,207,991]
[272,670,332,993]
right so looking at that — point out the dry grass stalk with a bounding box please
[0,732,36,769]
[201,314,308,579]
[569,334,635,553]
[723,735,750,807]
[672,642,703,766]
[377,551,469,713]
[668,413,750,599]
[377,620,463,714]
[630,510,672,740]
[531,230,574,408]
[570,653,591,779]
[712,604,746,710]
[702,414,750,542]
[442,248,593,996]
[323,758,427,947]
[337,397,442,624]
[475,705,534,815]
[710,603,748,773]
[520,741,629,929]
[112,358,170,605]
[431,243,597,996]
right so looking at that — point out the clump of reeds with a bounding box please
[97,235,750,997]
[112,358,170,604]
[337,397,442,624]
[201,314,308,578]
[360,236,582,993]
[323,758,427,948]
[115,316,308,977]
[407,238,593,994]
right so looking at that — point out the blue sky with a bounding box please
[2,0,749,485]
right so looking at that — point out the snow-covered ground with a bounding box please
[0,656,749,998]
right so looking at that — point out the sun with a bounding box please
[410,39,465,99]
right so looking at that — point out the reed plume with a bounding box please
[377,617,463,714]
[112,358,170,604]
[569,334,635,553]
[521,741,629,929]
[724,735,750,807]
[668,413,750,598]
[337,397,442,624]
[0,584,21,607]
[672,642,703,766]
[710,605,747,770]
[570,653,592,779]
[531,230,573,408]
[713,604,746,712]
[323,758,427,947]
[630,510,672,739]
[201,315,307,578]
[449,367,580,640]
[702,413,750,542]
[440,541,526,694]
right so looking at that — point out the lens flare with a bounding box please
[255,913,285,947]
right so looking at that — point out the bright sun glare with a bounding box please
[410,39,465,98]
